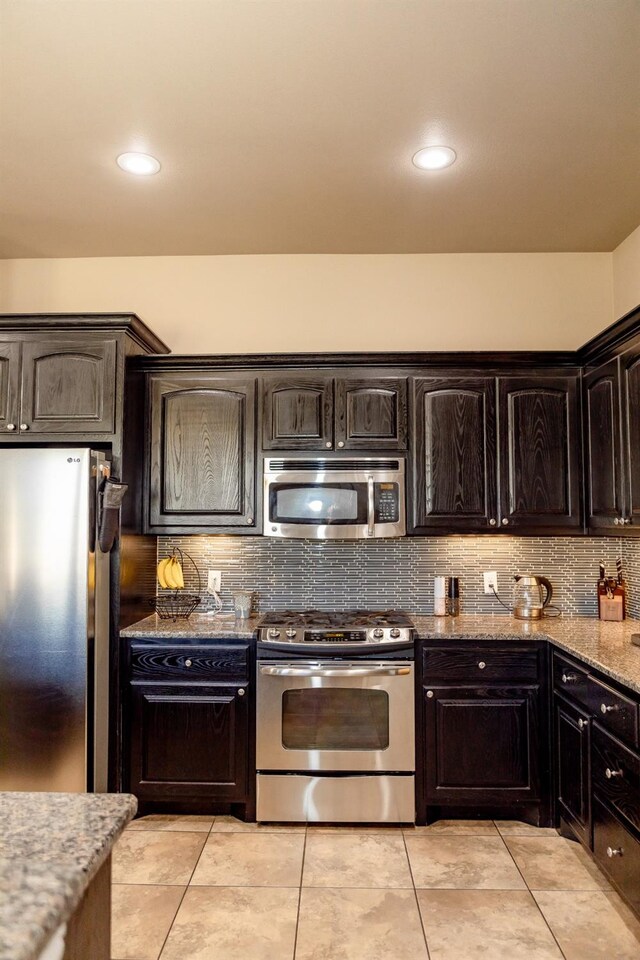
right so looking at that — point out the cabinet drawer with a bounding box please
[592,797,640,913]
[131,644,251,683]
[422,646,539,683]
[552,652,591,705]
[592,724,640,833]
[587,677,639,748]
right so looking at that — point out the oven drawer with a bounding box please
[257,773,415,823]
[131,644,251,683]
[592,724,640,834]
[592,797,640,913]
[423,646,539,683]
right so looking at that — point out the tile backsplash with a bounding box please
[158,535,640,620]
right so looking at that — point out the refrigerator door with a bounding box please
[0,447,109,792]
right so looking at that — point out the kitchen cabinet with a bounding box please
[412,373,580,532]
[147,373,257,532]
[584,359,625,532]
[261,374,407,451]
[0,335,117,435]
[417,642,548,824]
[126,642,254,815]
[554,692,591,846]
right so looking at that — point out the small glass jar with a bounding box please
[232,590,254,619]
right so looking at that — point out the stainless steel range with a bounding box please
[256,610,416,823]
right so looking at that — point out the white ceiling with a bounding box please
[1,0,639,258]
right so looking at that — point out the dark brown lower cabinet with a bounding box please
[125,641,254,817]
[554,692,591,846]
[592,797,640,914]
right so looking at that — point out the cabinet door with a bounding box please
[584,360,624,532]
[621,349,640,530]
[335,377,408,450]
[129,683,249,801]
[0,341,20,435]
[20,339,117,434]
[554,693,590,846]
[148,375,256,530]
[498,376,581,530]
[412,377,497,531]
[261,376,333,450]
[424,685,540,803]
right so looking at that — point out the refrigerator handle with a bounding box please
[91,453,111,792]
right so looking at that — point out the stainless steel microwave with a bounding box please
[263,457,406,539]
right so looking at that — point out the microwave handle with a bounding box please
[367,475,375,537]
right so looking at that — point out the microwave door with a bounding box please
[266,481,369,539]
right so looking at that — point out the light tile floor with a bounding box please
[111,816,640,960]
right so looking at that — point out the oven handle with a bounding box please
[259,665,411,678]
[367,475,375,537]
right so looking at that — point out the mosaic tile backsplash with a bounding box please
[158,535,640,620]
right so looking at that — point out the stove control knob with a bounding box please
[389,628,401,639]
[285,628,297,639]
[372,628,384,639]
[267,628,281,639]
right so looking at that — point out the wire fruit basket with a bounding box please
[149,548,202,621]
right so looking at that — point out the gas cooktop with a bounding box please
[257,609,415,645]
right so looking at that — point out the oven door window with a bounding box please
[281,688,390,750]
[269,483,366,525]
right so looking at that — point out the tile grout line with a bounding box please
[291,826,308,960]
[154,822,214,960]
[402,829,431,959]
[498,827,570,960]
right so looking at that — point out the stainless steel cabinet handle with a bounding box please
[577,719,588,730]
[607,846,624,858]
[562,672,578,684]
[260,665,411,678]
[601,703,619,714]
[501,518,509,525]
[238,688,245,696]
[489,518,497,526]
[337,440,345,448]
[478,661,486,670]
[605,767,623,779]
[426,690,434,698]
[367,475,375,538]
[20,423,29,431]
[184,659,192,667]
[6,423,15,431]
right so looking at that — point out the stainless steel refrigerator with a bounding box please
[0,447,111,792]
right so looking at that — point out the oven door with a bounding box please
[256,660,415,772]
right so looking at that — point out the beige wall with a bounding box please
[613,224,640,321]
[0,253,612,354]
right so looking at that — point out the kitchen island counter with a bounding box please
[0,791,136,960]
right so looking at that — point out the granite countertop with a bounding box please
[413,614,640,695]
[120,612,262,639]
[0,791,137,960]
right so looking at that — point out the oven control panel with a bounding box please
[304,631,367,643]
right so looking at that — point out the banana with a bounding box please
[164,558,179,589]
[157,557,171,589]
[172,558,185,589]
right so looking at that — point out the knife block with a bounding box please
[598,581,626,621]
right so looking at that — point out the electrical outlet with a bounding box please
[207,570,222,594]
[483,571,498,595]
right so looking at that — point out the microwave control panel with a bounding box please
[375,483,400,523]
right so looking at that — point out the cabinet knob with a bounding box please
[501,518,509,525]
[577,719,588,729]
[607,846,624,858]
[605,767,623,779]
[478,661,486,670]
[426,690,434,699]
[246,517,253,524]
[624,518,632,525]
[184,659,192,667]
[337,441,345,448]
[325,441,332,448]
[600,703,619,714]
[562,672,578,684]
[614,518,620,525]
[20,423,29,431]
[238,688,245,696]
[489,518,497,526]
[6,423,15,431]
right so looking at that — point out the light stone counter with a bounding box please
[0,791,136,960]
[120,612,261,640]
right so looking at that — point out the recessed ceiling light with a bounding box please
[412,146,457,170]
[116,152,161,176]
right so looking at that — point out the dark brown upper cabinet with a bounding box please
[261,375,334,450]
[620,348,640,531]
[261,374,407,451]
[0,341,20,433]
[335,377,408,450]
[498,376,581,530]
[412,377,497,531]
[0,336,117,435]
[147,373,257,532]
[584,359,624,533]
